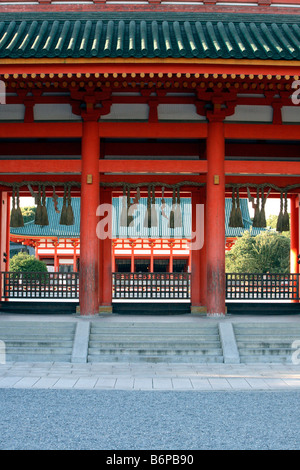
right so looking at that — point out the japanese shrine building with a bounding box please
[0,0,300,316]
[10,197,261,273]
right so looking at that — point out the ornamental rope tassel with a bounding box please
[276,192,284,232]
[127,187,134,227]
[120,185,128,227]
[34,185,43,225]
[52,185,60,214]
[59,184,68,226]
[66,185,75,226]
[229,187,237,228]
[174,187,182,228]
[40,185,49,226]
[10,186,24,228]
[150,186,158,228]
[252,188,260,228]
[282,191,290,232]
[144,187,152,228]
[161,187,168,219]
[235,188,244,228]
[168,188,176,229]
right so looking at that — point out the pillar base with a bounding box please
[206,308,227,317]
[191,305,207,315]
[76,305,113,315]
[99,305,113,314]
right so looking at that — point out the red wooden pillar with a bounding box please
[6,195,10,271]
[100,188,113,311]
[191,190,201,309]
[199,187,207,307]
[290,195,299,274]
[79,119,100,316]
[290,195,299,303]
[206,118,226,316]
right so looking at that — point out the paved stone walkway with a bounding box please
[1,362,300,391]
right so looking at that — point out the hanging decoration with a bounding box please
[235,188,243,228]
[174,187,182,228]
[59,185,68,226]
[168,188,176,229]
[252,188,260,228]
[66,185,75,226]
[229,187,243,228]
[34,185,43,226]
[120,186,128,227]
[150,186,158,228]
[282,192,290,232]
[144,187,152,228]
[40,185,49,226]
[52,185,60,214]
[228,188,237,228]
[10,186,24,228]
[127,187,134,227]
[161,187,168,219]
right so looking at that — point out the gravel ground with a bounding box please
[0,389,300,450]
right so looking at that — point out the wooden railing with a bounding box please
[0,272,79,300]
[112,272,191,300]
[226,273,300,301]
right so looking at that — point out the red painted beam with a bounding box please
[0,160,81,174]
[225,123,300,141]
[99,122,208,139]
[99,159,207,174]
[225,160,300,175]
[0,123,82,139]
[0,122,299,141]
[1,159,299,176]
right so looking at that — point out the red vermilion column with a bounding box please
[80,119,100,316]
[206,118,226,316]
[290,195,299,303]
[290,195,299,274]
[199,187,207,307]
[100,189,112,309]
[191,190,201,308]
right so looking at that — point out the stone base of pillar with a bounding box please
[206,308,227,317]
[99,305,113,314]
[76,305,113,315]
[191,305,207,315]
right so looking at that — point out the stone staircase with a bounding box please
[87,322,224,363]
[233,322,300,363]
[1,318,300,364]
[0,321,76,362]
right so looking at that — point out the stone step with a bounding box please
[87,354,224,363]
[240,355,293,364]
[3,340,74,347]
[6,346,73,355]
[238,348,293,355]
[89,341,221,349]
[88,347,223,356]
[6,353,72,362]
[237,341,296,348]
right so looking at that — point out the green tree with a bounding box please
[226,230,290,273]
[10,252,47,273]
[21,206,36,224]
[266,214,290,237]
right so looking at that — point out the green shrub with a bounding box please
[10,252,48,273]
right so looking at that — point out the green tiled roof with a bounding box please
[11,197,263,239]
[0,12,299,60]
